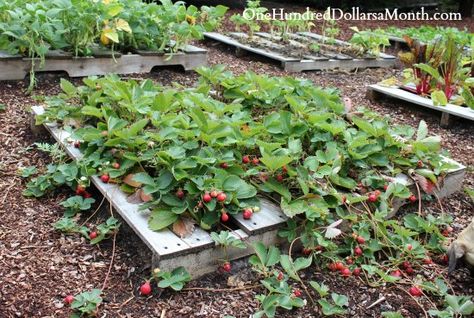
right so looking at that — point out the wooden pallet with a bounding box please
[388,161,466,218]
[0,45,207,81]
[204,32,396,72]
[31,106,287,278]
[367,84,474,128]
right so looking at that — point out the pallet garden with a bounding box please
[204,31,396,72]
[31,100,467,275]
[367,84,474,127]
[0,45,208,81]
[3,0,474,317]
[0,0,227,88]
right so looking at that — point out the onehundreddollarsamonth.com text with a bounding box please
[243,7,462,21]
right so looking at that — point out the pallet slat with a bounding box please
[205,32,396,72]
[233,198,287,235]
[368,84,474,127]
[0,45,207,81]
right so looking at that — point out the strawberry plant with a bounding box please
[70,289,103,317]
[349,27,390,57]
[151,267,191,291]
[32,66,457,236]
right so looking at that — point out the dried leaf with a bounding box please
[126,191,142,204]
[139,189,152,202]
[172,217,195,238]
[123,173,142,188]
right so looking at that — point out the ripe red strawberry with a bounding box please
[341,268,351,277]
[89,231,98,239]
[353,268,361,276]
[217,192,227,202]
[346,257,353,265]
[176,189,185,200]
[409,194,417,203]
[221,212,229,222]
[277,272,284,281]
[354,246,363,256]
[293,289,302,297]
[73,141,81,148]
[220,162,228,169]
[391,270,401,277]
[328,263,337,272]
[140,281,152,296]
[368,193,377,202]
[405,267,414,275]
[83,191,92,199]
[252,157,260,165]
[222,262,231,272]
[383,184,389,191]
[402,261,411,269]
[203,192,212,203]
[242,155,250,164]
[112,162,120,169]
[100,174,110,183]
[441,254,449,264]
[442,229,450,237]
[302,248,312,255]
[75,185,86,195]
[243,208,253,220]
[210,190,218,198]
[423,257,433,265]
[64,295,74,305]
[276,174,284,182]
[409,286,422,297]
[356,236,365,244]
[335,262,344,271]
[406,244,413,251]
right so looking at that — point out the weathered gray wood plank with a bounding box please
[298,32,395,60]
[368,84,474,122]
[232,198,287,235]
[0,45,207,81]
[205,32,396,72]
[204,32,299,62]
[157,228,285,278]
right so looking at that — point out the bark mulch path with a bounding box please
[1,4,473,318]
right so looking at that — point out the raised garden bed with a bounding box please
[31,105,288,278]
[204,32,396,72]
[0,46,207,81]
[367,84,474,127]
[31,100,467,276]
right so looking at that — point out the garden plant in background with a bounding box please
[0,0,228,90]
